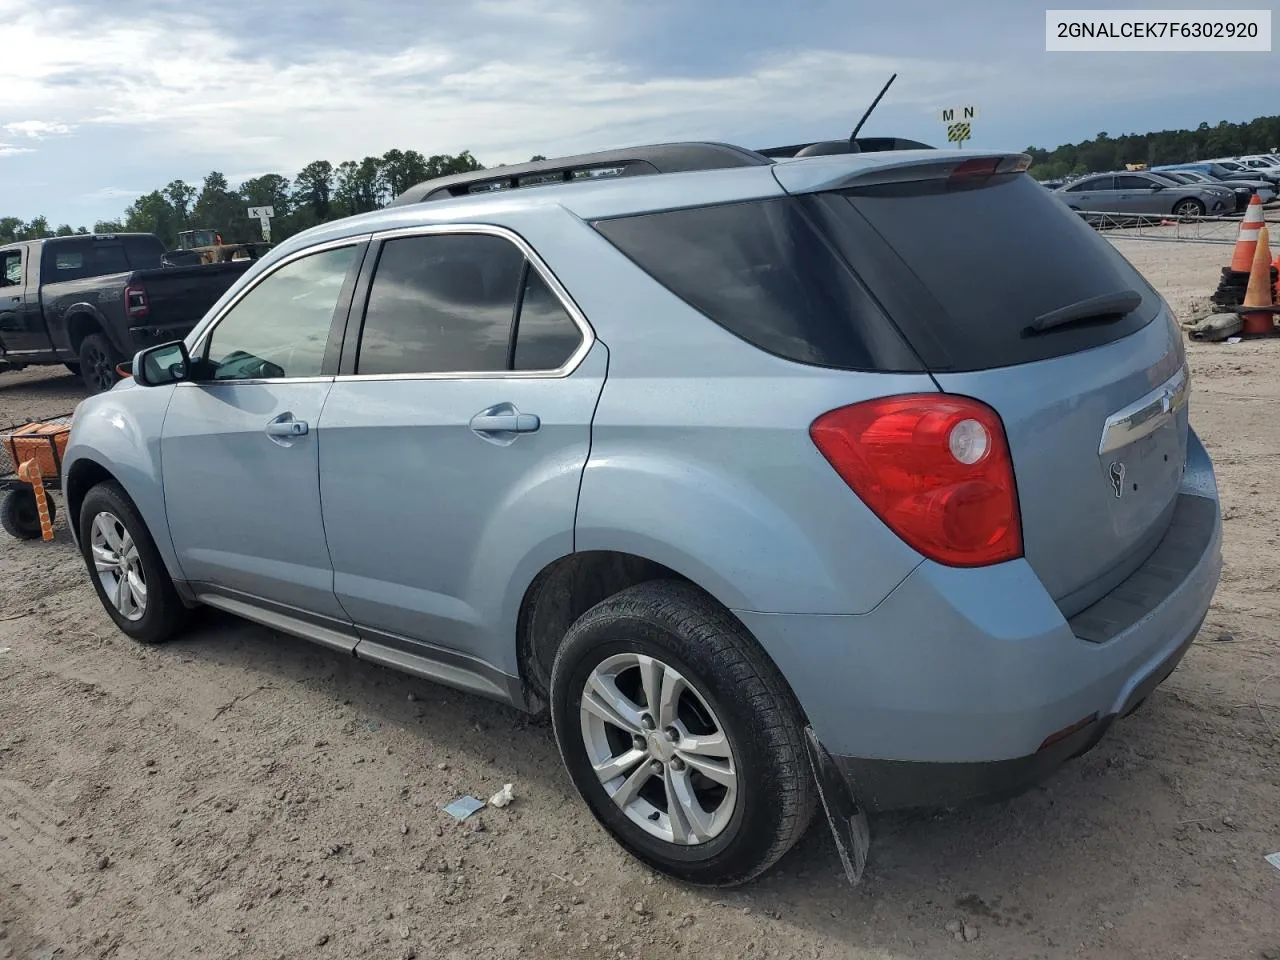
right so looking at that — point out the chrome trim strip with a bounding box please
[193,585,360,655]
[333,222,596,382]
[1099,364,1189,455]
[353,637,519,706]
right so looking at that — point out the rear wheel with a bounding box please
[550,580,815,886]
[79,334,120,395]
[0,488,56,540]
[77,481,186,643]
[1173,198,1205,218]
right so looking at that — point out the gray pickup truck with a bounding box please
[1,233,253,393]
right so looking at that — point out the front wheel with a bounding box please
[550,580,815,887]
[1173,198,1205,218]
[79,334,121,395]
[77,481,187,643]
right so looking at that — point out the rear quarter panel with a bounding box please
[531,213,932,615]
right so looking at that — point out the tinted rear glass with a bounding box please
[41,235,162,281]
[592,198,922,371]
[809,173,1163,371]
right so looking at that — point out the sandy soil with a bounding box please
[1,240,1278,960]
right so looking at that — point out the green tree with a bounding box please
[163,179,198,225]
[191,171,242,239]
[334,157,384,215]
[54,224,74,236]
[293,160,334,220]
[123,191,181,247]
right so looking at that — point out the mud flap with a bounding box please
[803,726,870,886]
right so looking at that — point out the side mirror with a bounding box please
[1149,182,1165,191]
[133,341,191,387]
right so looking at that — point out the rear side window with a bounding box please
[42,239,130,281]
[123,235,164,269]
[355,233,585,376]
[513,270,582,370]
[593,199,922,371]
[810,173,1162,371]
[1117,176,1154,189]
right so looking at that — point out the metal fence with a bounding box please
[1079,209,1280,244]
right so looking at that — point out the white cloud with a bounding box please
[4,120,73,138]
[0,0,991,178]
[0,143,34,157]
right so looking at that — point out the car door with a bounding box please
[317,226,604,693]
[161,239,366,629]
[1064,175,1113,212]
[0,244,52,357]
[1115,175,1161,213]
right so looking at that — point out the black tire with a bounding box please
[64,362,81,376]
[0,488,56,540]
[79,334,120,395]
[550,580,815,887]
[77,481,186,644]
[1173,198,1205,218]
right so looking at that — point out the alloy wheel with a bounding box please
[90,511,147,621]
[578,652,738,845]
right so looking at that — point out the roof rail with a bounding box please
[756,137,935,159]
[389,141,773,206]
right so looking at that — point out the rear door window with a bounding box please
[356,234,524,375]
[1117,175,1155,190]
[354,232,586,376]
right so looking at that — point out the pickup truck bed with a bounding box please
[1,234,253,393]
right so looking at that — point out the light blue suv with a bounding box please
[62,141,1223,887]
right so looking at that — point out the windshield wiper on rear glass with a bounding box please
[1030,290,1143,333]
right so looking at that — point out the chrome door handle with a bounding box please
[470,413,540,434]
[266,417,308,438]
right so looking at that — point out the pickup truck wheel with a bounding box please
[79,334,120,394]
[550,580,815,887]
[1,488,56,541]
[77,481,187,643]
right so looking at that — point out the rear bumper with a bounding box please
[734,430,1221,811]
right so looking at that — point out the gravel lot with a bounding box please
[1,239,1278,960]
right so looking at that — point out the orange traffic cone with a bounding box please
[1241,224,1275,336]
[1272,251,1280,304]
[1230,194,1266,272]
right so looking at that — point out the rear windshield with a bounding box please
[41,235,163,282]
[813,173,1163,370]
[594,174,1162,373]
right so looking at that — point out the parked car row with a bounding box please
[1052,170,1235,217]
[1044,154,1280,217]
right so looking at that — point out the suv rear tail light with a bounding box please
[124,284,149,319]
[810,395,1022,567]
[948,155,1032,185]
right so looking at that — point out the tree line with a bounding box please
[0,148,503,249]
[4,113,1280,245]
[1024,115,1280,181]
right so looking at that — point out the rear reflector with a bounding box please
[1038,713,1099,752]
[810,394,1023,567]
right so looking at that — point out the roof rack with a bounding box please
[756,137,935,159]
[389,141,773,206]
[389,135,938,207]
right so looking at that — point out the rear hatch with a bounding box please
[773,153,1188,614]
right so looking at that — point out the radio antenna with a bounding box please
[850,73,897,144]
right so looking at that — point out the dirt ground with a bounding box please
[1,239,1278,960]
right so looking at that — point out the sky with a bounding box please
[0,0,1275,226]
